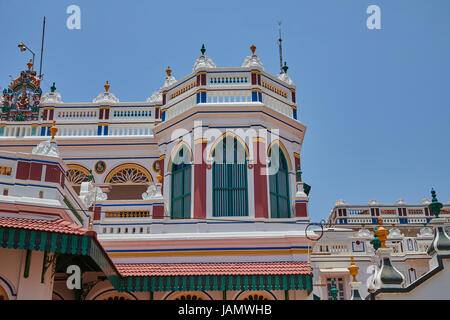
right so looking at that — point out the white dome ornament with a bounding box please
[32,121,60,158]
[92,81,119,104]
[40,82,62,104]
[162,66,177,88]
[193,44,216,72]
[147,90,162,104]
[241,45,264,70]
[277,62,294,85]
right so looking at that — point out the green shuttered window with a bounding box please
[212,137,248,217]
[269,148,290,218]
[171,147,192,219]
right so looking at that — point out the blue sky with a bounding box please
[1,0,449,221]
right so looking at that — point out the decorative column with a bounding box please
[252,137,268,218]
[193,139,207,219]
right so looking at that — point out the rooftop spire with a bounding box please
[278,21,283,73]
[200,44,206,55]
[250,44,256,55]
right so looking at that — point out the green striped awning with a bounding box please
[115,274,313,293]
[0,226,121,286]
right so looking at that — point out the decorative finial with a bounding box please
[200,44,206,55]
[330,279,338,300]
[49,120,58,140]
[374,216,389,248]
[348,255,359,282]
[166,66,172,77]
[104,80,110,93]
[282,62,288,73]
[156,172,163,183]
[429,188,443,218]
[27,59,33,71]
[250,44,256,55]
[50,82,56,93]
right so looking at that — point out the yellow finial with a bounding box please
[104,80,110,92]
[375,216,389,248]
[49,120,58,140]
[166,66,172,77]
[27,59,33,70]
[156,173,163,183]
[250,44,256,55]
[348,255,359,282]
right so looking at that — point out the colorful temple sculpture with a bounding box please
[0,46,315,300]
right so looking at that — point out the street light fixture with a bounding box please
[17,42,35,70]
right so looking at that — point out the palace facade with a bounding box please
[0,45,315,300]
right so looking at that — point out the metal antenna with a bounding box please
[39,16,46,80]
[278,21,283,73]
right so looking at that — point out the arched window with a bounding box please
[105,164,152,200]
[66,165,92,194]
[268,147,290,218]
[170,147,191,219]
[212,136,248,217]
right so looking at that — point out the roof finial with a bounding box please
[250,44,256,55]
[282,61,288,73]
[429,188,443,218]
[50,82,56,93]
[166,66,172,77]
[374,217,389,248]
[348,255,359,282]
[200,44,206,55]
[278,21,283,73]
[49,120,58,140]
[27,58,33,71]
[104,80,110,92]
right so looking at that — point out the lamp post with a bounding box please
[18,43,35,70]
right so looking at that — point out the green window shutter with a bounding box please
[251,276,257,290]
[170,148,192,219]
[269,149,291,218]
[236,276,241,291]
[213,138,248,217]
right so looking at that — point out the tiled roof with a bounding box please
[0,216,90,235]
[116,261,312,277]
